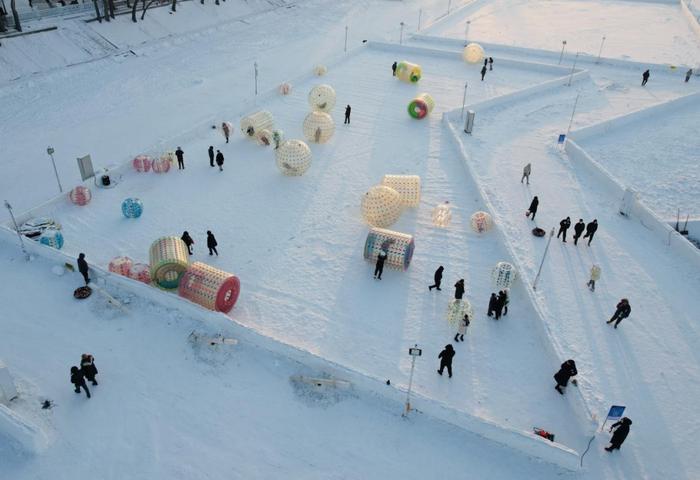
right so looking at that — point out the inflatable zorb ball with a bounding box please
[39,229,64,249]
[240,111,274,139]
[432,202,452,228]
[381,174,421,207]
[463,43,485,64]
[364,227,415,271]
[314,65,328,76]
[361,185,403,228]
[303,112,335,144]
[121,198,144,218]
[408,93,435,119]
[470,211,493,233]
[492,261,517,289]
[69,186,92,206]
[109,256,133,277]
[279,82,292,95]
[133,155,152,173]
[178,262,241,313]
[276,140,312,176]
[128,263,151,284]
[149,236,190,290]
[446,299,473,328]
[396,61,422,83]
[308,85,336,113]
[152,155,172,173]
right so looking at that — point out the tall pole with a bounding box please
[566,93,580,138]
[447,0,451,14]
[344,25,348,53]
[399,22,405,45]
[567,52,579,87]
[533,228,555,290]
[46,147,63,193]
[417,9,422,31]
[254,62,258,96]
[460,81,468,119]
[596,36,606,64]
[558,40,567,65]
[404,345,419,416]
[4,200,30,261]
[465,20,471,43]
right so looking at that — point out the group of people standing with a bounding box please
[557,217,599,246]
[181,230,219,256]
[70,354,98,399]
[487,290,509,319]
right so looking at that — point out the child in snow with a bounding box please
[437,344,456,378]
[181,231,194,255]
[222,122,231,143]
[553,359,577,395]
[526,196,539,220]
[454,314,470,342]
[454,279,465,299]
[207,231,218,256]
[488,57,494,70]
[587,265,601,291]
[80,354,98,386]
[374,249,387,280]
[607,298,631,328]
[521,163,531,184]
[429,266,444,291]
[605,417,632,452]
[71,366,91,398]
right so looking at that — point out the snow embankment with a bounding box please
[0,404,47,455]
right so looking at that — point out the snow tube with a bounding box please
[149,237,189,290]
[407,93,434,119]
[178,262,241,313]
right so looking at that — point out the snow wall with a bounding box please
[681,0,700,38]
[0,404,48,455]
[566,91,700,270]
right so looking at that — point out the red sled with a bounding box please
[533,427,555,442]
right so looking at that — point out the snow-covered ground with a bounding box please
[424,0,700,65]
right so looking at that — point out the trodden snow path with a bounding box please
[446,63,700,478]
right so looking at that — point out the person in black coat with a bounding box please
[454,279,465,299]
[437,344,455,378]
[392,61,397,76]
[607,298,631,328]
[583,219,598,246]
[488,56,494,70]
[495,290,506,319]
[605,417,632,451]
[77,253,90,285]
[429,266,444,291]
[181,231,194,255]
[215,150,224,171]
[70,366,91,398]
[344,105,351,125]
[175,147,185,170]
[207,230,218,256]
[208,146,215,167]
[573,219,585,245]
[374,249,387,280]
[480,65,487,81]
[487,292,498,317]
[80,354,98,385]
[553,359,577,394]
[526,196,539,220]
[641,69,650,86]
[557,216,571,242]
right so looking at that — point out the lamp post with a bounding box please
[465,19,471,42]
[447,0,451,14]
[46,146,63,193]
[566,93,581,139]
[417,9,422,31]
[403,345,422,416]
[461,81,468,119]
[4,200,30,261]
[558,40,567,65]
[253,62,259,96]
[567,52,580,87]
[596,36,606,64]
[399,21,405,45]
[533,228,555,290]
[344,25,348,53]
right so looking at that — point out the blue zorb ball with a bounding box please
[121,198,143,218]
[39,229,64,249]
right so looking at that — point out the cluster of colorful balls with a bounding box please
[39,230,64,249]
[152,154,172,173]
[109,256,133,277]
[121,198,144,218]
[132,155,152,173]
[69,186,92,206]
[128,263,151,284]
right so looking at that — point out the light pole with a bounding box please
[533,228,555,290]
[460,81,468,119]
[465,20,471,42]
[417,9,422,31]
[254,62,259,96]
[344,25,348,53]
[4,200,30,261]
[403,345,422,416]
[596,36,606,64]
[447,0,451,14]
[46,147,63,193]
[399,22,405,45]
[558,40,567,65]
[567,52,580,87]
[566,93,581,139]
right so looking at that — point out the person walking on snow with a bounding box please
[215,150,224,171]
[484,58,488,67]
[573,219,585,245]
[207,231,218,256]
[487,292,498,317]
[392,61,397,76]
[70,366,91,398]
[587,264,601,291]
[501,289,509,316]
[605,417,632,452]
[454,314,470,342]
[557,216,571,242]
[686,69,693,83]
[607,298,631,328]
[641,69,650,86]
[374,249,387,280]
[553,359,577,395]
[437,344,455,378]
[208,146,215,167]
[344,105,351,125]
[222,122,231,143]
[77,253,90,285]
[175,147,185,170]
[521,163,531,184]
[80,354,98,386]
[181,231,194,255]
[526,196,539,220]
[583,219,598,246]
[488,57,494,70]
[454,279,465,300]
[495,290,507,319]
[429,266,444,291]
[480,65,487,81]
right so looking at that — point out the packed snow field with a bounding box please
[2,0,700,478]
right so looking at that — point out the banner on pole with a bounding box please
[602,405,626,430]
[557,134,566,144]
